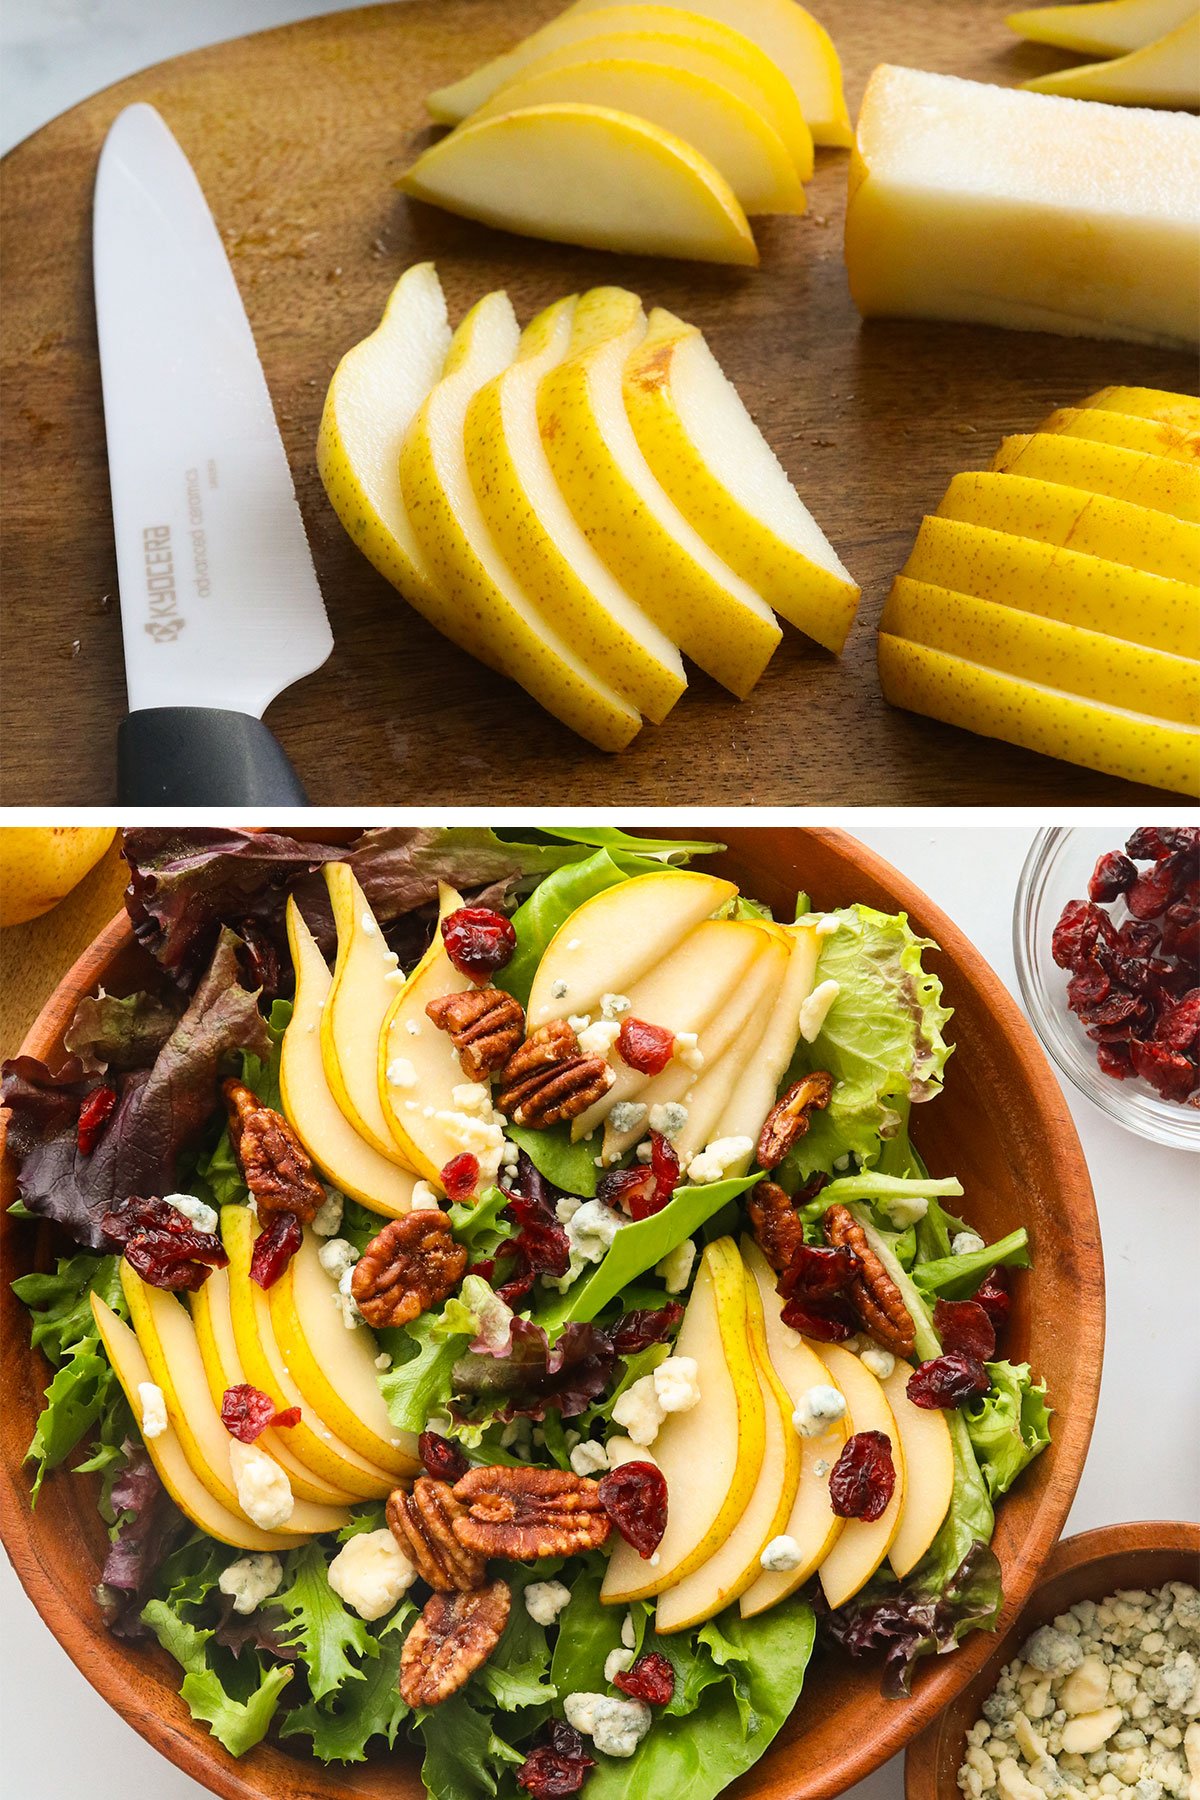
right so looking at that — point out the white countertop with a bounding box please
[2,822,1197,1799]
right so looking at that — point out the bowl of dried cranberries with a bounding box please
[1014,827,1200,1151]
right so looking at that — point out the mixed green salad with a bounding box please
[5,827,1051,1799]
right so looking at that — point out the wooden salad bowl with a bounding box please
[0,827,1104,1799]
[905,1520,1200,1799]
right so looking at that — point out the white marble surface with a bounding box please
[2,823,1197,1799]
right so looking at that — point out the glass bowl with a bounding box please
[1013,826,1200,1152]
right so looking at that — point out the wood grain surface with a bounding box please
[1,0,1193,806]
[0,826,1104,1798]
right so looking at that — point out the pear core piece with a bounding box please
[1007,0,1198,55]
[1022,14,1200,106]
[814,1342,906,1609]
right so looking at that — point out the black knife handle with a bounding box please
[117,708,309,805]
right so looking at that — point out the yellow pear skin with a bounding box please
[1007,0,1198,55]
[1082,386,1200,432]
[937,471,1200,584]
[1023,15,1200,106]
[1038,405,1200,464]
[992,433,1200,523]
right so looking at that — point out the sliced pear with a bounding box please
[991,432,1200,522]
[526,867,737,1028]
[1039,405,1200,464]
[815,1342,906,1608]
[92,1295,306,1551]
[937,471,1200,584]
[881,1361,954,1580]
[706,920,823,1161]
[739,1241,847,1616]
[538,288,781,697]
[119,1262,350,1536]
[316,260,450,608]
[1007,0,1198,55]
[661,992,774,1170]
[602,1238,765,1603]
[881,576,1200,726]
[399,103,758,266]
[474,59,804,215]
[321,865,413,1166]
[221,1206,394,1500]
[655,1270,800,1631]
[1082,385,1200,432]
[399,291,643,752]
[268,1228,420,1478]
[878,633,1200,794]
[464,295,685,724]
[566,0,854,145]
[282,900,417,1217]
[1024,14,1200,105]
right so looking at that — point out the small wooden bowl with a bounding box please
[0,827,1104,1799]
[906,1520,1200,1799]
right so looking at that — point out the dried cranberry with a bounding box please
[829,1430,896,1521]
[597,1164,662,1221]
[611,1303,683,1357]
[614,1651,675,1706]
[616,1018,676,1076]
[907,1352,990,1410]
[778,1242,860,1300]
[1066,964,1110,1011]
[1052,899,1114,972]
[77,1084,118,1155]
[101,1196,196,1245]
[1161,904,1200,963]
[516,1720,595,1797]
[1126,826,1200,862]
[441,1153,480,1203]
[598,1461,668,1557]
[1154,989,1200,1052]
[1127,856,1183,921]
[249,1210,303,1289]
[419,1430,469,1483]
[779,1294,858,1341]
[440,907,516,982]
[220,1383,299,1442]
[1096,1041,1135,1080]
[1130,1039,1197,1103]
[649,1131,680,1205]
[933,1298,995,1362]
[1088,851,1136,902]
[125,1228,228,1292]
[1078,991,1149,1030]
[1118,918,1161,957]
[972,1269,1011,1332]
[1145,957,1194,1000]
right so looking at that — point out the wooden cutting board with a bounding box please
[1,0,1192,805]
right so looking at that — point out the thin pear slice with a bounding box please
[321,865,413,1166]
[527,867,738,1028]
[815,1343,906,1608]
[622,309,860,652]
[707,920,823,1160]
[283,900,417,1217]
[1024,15,1199,104]
[739,1241,848,1616]
[399,291,642,752]
[538,288,781,697]
[399,104,758,266]
[120,1262,350,1536]
[1007,0,1197,54]
[992,432,1200,522]
[601,1237,765,1603]
[269,1229,420,1478]
[92,1295,306,1551]
[882,577,1200,726]
[878,633,1200,794]
[474,59,805,215]
[316,261,450,607]
[1039,405,1200,464]
[937,471,1200,584]
[881,1361,954,1580]
[221,1206,394,1500]
[1082,385,1200,431]
[566,0,854,145]
[464,295,686,723]
[656,1271,800,1631]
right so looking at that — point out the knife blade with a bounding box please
[93,102,332,804]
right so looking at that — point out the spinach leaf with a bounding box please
[506,1123,599,1199]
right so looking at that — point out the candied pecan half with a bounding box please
[222,1078,325,1223]
[399,1581,511,1708]
[756,1072,835,1171]
[426,986,526,1082]
[350,1212,468,1328]
[452,1465,612,1560]
[387,1477,487,1591]
[747,1179,806,1275]
[493,1021,614,1129]
[824,1203,915,1357]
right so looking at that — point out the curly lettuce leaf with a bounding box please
[268,1543,379,1702]
[821,1541,1002,1699]
[966,1362,1052,1500]
[417,1690,525,1800]
[478,1565,559,1712]
[282,1616,413,1763]
[378,1312,466,1435]
[13,1252,131,1499]
[141,1595,293,1755]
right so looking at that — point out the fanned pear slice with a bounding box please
[815,1342,906,1609]
[1007,0,1197,54]
[623,309,860,652]
[473,59,805,215]
[739,1241,848,1616]
[1082,385,1200,431]
[379,884,478,1184]
[882,577,1200,727]
[656,1270,800,1631]
[316,261,450,607]
[282,900,417,1216]
[1023,14,1200,104]
[399,104,758,266]
[881,1360,954,1580]
[538,288,781,697]
[706,919,823,1161]
[602,1238,765,1603]
[526,867,738,1028]
[92,1295,306,1552]
[878,633,1200,793]
[936,471,1200,584]
[399,291,642,751]
[992,432,1200,522]
[464,295,686,724]
[566,0,853,145]
[1039,405,1200,463]
[321,865,413,1166]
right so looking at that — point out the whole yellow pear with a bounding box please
[0,827,116,927]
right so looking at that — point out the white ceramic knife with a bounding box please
[93,103,332,804]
